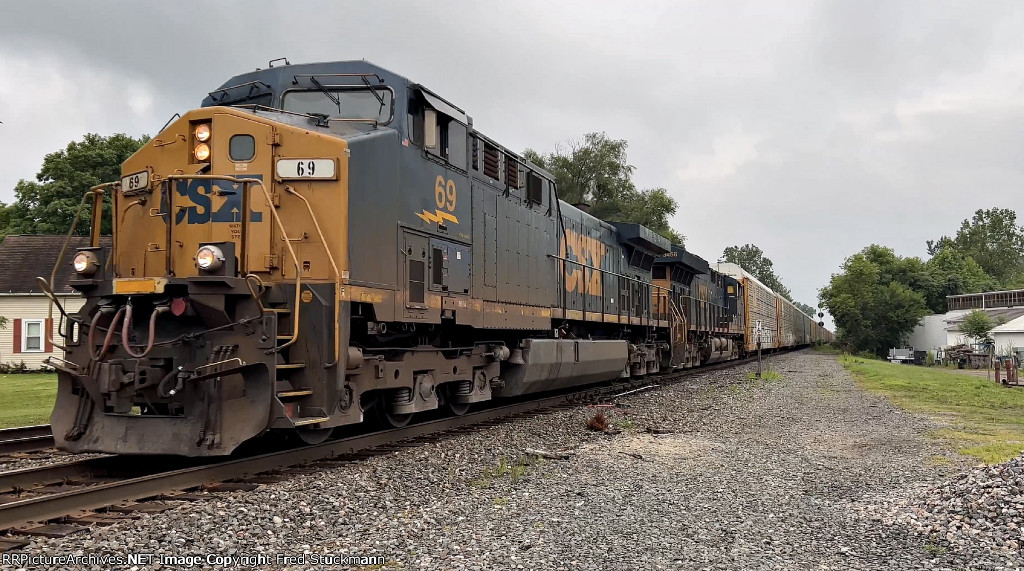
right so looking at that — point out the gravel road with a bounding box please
[12,350,1024,570]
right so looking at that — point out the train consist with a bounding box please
[46,60,832,456]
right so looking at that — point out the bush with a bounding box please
[0,361,42,374]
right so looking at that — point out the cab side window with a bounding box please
[408,97,424,146]
[428,114,466,171]
[446,121,467,171]
[408,95,467,172]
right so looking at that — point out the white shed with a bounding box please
[991,315,1024,358]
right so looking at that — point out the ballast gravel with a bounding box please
[0,451,107,472]
[11,350,1024,570]
[859,454,1024,556]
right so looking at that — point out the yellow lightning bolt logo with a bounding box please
[416,209,459,225]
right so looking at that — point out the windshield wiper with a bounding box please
[310,76,341,114]
[361,75,386,113]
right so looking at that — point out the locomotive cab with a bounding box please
[51,68,388,455]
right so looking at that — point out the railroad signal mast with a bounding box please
[755,320,763,378]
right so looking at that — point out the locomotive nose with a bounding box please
[52,105,354,456]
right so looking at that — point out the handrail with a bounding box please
[207,80,272,102]
[548,254,671,293]
[669,298,688,345]
[40,184,115,352]
[166,175,303,352]
[283,185,341,367]
[549,253,669,326]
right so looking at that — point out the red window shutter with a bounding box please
[13,319,21,353]
[45,318,53,353]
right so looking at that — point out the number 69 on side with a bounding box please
[276,158,337,180]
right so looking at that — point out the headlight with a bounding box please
[194,143,211,162]
[194,123,211,142]
[196,245,224,271]
[72,251,98,276]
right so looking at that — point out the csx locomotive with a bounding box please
[47,60,832,456]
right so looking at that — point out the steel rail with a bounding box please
[0,426,54,456]
[0,351,781,533]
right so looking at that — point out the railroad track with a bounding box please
[0,352,779,549]
[0,426,54,456]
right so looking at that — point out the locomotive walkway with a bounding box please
[9,351,1021,569]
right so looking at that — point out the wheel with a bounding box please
[370,390,415,428]
[373,399,413,428]
[380,408,413,428]
[296,427,333,445]
[439,381,473,416]
[443,384,470,416]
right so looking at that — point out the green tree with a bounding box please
[958,309,995,343]
[615,187,684,244]
[721,244,792,300]
[524,133,684,244]
[819,245,931,354]
[922,249,999,313]
[927,208,1024,285]
[793,301,817,318]
[2,133,147,238]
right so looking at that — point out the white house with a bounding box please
[991,315,1024,359]
[0,235,107,370]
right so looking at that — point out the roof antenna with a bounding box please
[268,57,291,68]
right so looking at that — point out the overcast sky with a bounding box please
[2,1,1023,324]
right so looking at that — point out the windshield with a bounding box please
[282,88,392,123]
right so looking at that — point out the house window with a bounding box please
[23,319,44,352]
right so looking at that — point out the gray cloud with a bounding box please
[3,0,1024,323]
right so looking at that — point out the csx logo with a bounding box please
[171,177,264,225]
[560,228,607,296]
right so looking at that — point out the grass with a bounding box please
[746,368,782,381]
[0,373,57,428]
[839,355,1024,463]
[470,454,544,488]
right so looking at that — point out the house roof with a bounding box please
[0,234,111,295]
[943,307,1024,331]
[992,314,1024,334]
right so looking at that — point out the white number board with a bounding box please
[276,158,336,180]
[121,171,149,191]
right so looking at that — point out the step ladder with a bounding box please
[263,296,324,428]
